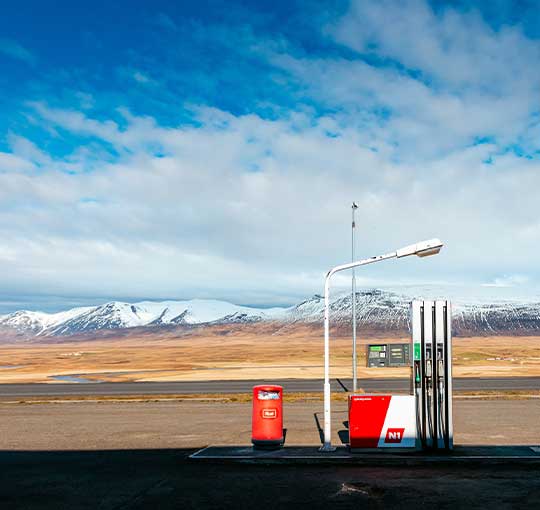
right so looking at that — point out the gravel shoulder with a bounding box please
[1,399,539,450]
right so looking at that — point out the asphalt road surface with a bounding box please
[0,376,538,397]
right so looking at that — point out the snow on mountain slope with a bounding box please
[0,307,95,335]
[46,302,149,336]
[135,299,280,325]
[281,289,540,335]
[1,289,540,338]
[285,290,407,329]
[0,299,286,337]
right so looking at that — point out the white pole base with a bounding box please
[319,443,337,452]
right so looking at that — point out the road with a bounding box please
[0,376,538,397]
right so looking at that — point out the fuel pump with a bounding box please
[348,299,453,452]
[435,300,453,449]
[411,300,453,451]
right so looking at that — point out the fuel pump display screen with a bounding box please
[367,344,387,367]
[389,344,410,366]
[367,343,411,367]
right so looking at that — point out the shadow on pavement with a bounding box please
[1,448,540,510]
[313,412,324,444]
[338,420,350,445]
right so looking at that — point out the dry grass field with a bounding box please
[1,323,539,383]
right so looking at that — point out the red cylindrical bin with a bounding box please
[251,385,283,449]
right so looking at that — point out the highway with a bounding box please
[0,377,538,397]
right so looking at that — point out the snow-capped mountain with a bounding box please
[282,289,540,335]
[286,290,407,330]
[1,289,540,339]
[0,299,285,338]
[0,306,95,335]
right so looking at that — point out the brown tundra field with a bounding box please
[0,323,539,383]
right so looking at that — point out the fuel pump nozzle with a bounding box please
[425,358,434,441]
[425,359,432,378]
[437,358,446,440]
[414,360,421,386]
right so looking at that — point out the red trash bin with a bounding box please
[251,385,283,449]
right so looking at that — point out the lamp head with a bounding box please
[396,238,443,258]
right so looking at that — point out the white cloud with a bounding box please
[7,133,52,166]
[0,152,35,172]
[267,0,540,161]
[482,275,530,288]
[2,1,540,305]
[154,12,178,31]
[330,0,540,93]
[1,100,540,304]
[74,91,95,110]
[132,71,154,84]
[0,38,35,64]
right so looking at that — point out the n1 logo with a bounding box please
[385,428,405,443]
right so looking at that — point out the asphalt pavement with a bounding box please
[0,376,538,397]
[1,449,540,510]
[1,398,540,509]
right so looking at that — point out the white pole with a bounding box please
[320,251,397,452]
[322,273,333,451]
[351,203,358,393]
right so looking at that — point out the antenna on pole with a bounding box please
[351,202,359,393]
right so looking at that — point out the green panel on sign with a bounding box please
[370,346,382,352]
[414,344,421,360]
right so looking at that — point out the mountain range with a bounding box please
[2,289,540,341]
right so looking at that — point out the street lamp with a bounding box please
[351,202,359,393]
[319,238,444,452]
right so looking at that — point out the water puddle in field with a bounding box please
[49,368,175,383]
[50,375,104,383]
[191,365,323,371]
[87,370,170,377]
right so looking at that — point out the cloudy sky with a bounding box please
[1,0,540,312]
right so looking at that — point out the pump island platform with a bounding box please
[190,445,540,465]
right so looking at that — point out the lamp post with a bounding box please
[319,238,444,452]
[351,202,359,393]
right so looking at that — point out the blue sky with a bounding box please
[1,0,540,312]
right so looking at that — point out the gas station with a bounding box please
[191,237,539,464]
[244,296,453,454]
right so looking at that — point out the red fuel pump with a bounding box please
[251,385,283,449]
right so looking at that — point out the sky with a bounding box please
[1,0,540,313]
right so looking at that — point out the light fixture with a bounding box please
[396,238,443,258]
